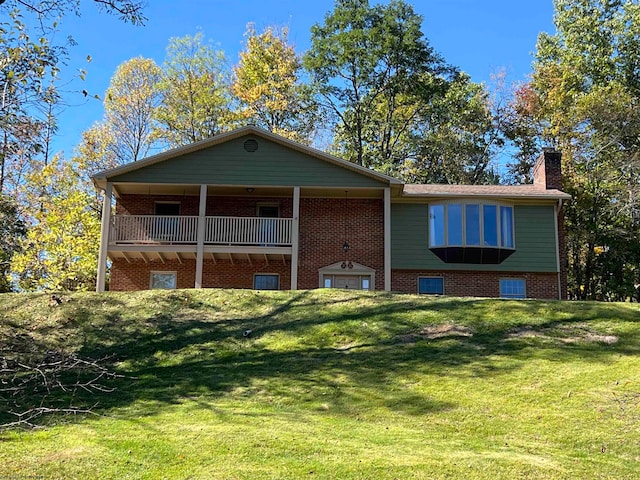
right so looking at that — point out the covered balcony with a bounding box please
[109,215,293,246]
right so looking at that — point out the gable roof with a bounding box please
[92,125,402,190]
[91,125,569,202]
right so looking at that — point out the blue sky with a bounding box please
[50,0,556,157]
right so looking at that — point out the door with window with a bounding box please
[258,204,279,245]
[154,202,180,242]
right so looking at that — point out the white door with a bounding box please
[334,275,359,289]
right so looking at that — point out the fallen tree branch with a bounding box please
[0,351,128,430]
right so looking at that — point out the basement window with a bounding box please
[418,277,444,295]
[254,274,279,290]
[150,271,177,290]
[500,278,526,299]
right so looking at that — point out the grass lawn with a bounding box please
[1,289,639,479]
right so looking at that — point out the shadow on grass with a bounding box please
[2,289,639,427]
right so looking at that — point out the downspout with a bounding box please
[554,200,562,300]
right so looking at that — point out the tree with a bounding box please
[103,56,162,163]
[0,10,60,194]
[154,32,235,147]
[396,73,502,184]
[80,56,163,171]
[304,0,456,169]
[0,194,26,292]
[233,24,320,143]
[0,0,147,25]
[509,0,640,300]
[10,156,101,291]
[0,0,148,194]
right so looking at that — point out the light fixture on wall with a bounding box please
[246,187,254,193]
[341,190,352,269]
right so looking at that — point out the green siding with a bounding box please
[109,136,387,187]
[391,203,558,272]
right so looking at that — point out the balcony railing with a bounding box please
[205,216,291,246]
[110,215,292,246]
[110,215,199,244]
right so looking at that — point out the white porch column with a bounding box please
[384,187,391,291]
[96,182,112,293]
[291,186,300,290]
[195,184,207,289]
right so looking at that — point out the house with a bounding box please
[92,126,570,299]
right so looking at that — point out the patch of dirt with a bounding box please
[399,324,474,344]
[419,323,474,339]
[506,326,618,345]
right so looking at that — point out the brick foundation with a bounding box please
[391,269,560,299]
[110,258,291,291]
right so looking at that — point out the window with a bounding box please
[428,202,514,249]
[465,204,480,246]
[483,204,498,246]
[418,277,444,295]
[154,202,180,216]
[500,279,526,299]
[428,201,516,264]
[257,204,279,218]
[324,277,332,288]
[362,278,370,290]
[429,204,445,247]
[150,272,177,289]
[254,274,279,290]
[500,206,514,248]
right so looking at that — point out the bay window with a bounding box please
[428,201,516,264]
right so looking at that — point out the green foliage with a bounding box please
[400,73,502,184]
[304,0,500,183]
[154,32,236,147]
[510,0,640,300]
[77,56,162,175]
[0,194,26,292]
[103,56,163,162]
[233,24,320,144]
[0,9,60,194]
[10,156,100,291]
[1,289,639,478]
[0,0,147,25]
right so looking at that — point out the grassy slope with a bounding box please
[0,289,639,479]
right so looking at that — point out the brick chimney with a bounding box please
[533,148,562,190]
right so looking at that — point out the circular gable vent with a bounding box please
[243,139,259,152]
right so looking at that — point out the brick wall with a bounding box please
[391,269,560,299]
[111,259,197,290]
[110,258,290,291]
[116,194,293,217]
[533,149,563,191]
[207,196,293,218]
[298,197,385,290]
[116,195,199,216]
[202,260,290,289]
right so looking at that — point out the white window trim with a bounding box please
[429,200,516,249]
[256,202,280,217]
[499,278,526,299]
[253,273,280,290]
[417,276,445,295]
[150,271,177,290]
